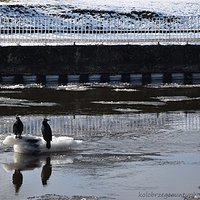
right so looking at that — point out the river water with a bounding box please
[0,83,200,200]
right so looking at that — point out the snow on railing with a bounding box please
[0,15,199,45]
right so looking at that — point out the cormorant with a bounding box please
[13,116,23,139]
[41,118,52,149]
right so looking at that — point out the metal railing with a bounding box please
[0,15,199,45]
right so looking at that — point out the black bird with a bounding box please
[13,116,23,139]
[41,118,52,149]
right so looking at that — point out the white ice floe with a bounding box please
[153,96,200,102]
[113,88,138,92]
[147,83,200,89]
[0,84,43,90]
[3,134,82,154]
[56,84,92,91]
[0,91,22,94]
[113,108,141,113]
[0,97,57,107]
[92,101,165,106]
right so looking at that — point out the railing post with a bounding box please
[81,17,83,43]
[0,17,2,44]
[198,16,200,42]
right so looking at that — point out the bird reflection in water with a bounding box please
[41,157,52,186]
[7,153,41,194]
[2,153,52,193]
[12,169,23,193]
[2,152,74,194]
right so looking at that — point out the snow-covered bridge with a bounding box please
[0,15,199,45]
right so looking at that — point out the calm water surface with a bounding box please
[0,83,200,200]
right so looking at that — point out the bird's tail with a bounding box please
[46,141,51,149]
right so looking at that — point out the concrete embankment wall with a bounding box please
[0,44,200,84]
[0,45,199,75]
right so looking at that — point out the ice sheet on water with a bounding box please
[0,97,57,107]
[89,82,131,88]
[27,194,101,200]
[0,84,43,89]
[112,88,138,92]
[112,108,141,113]
[56,84,93,91]
[0,91,22,94]
[146,83,200,89]
[3,135,82,154]
[153,96,200,102]
[92,101,165,106]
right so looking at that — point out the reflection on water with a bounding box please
[0,84,200,200]
[12,169,23,194]
[0,112,200,137]
[41,157,52,186]
[1,151,159,198]
[2,153,41,171]
[3,153,53,194]
[1,151,200,200]
[0,83,200,115]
